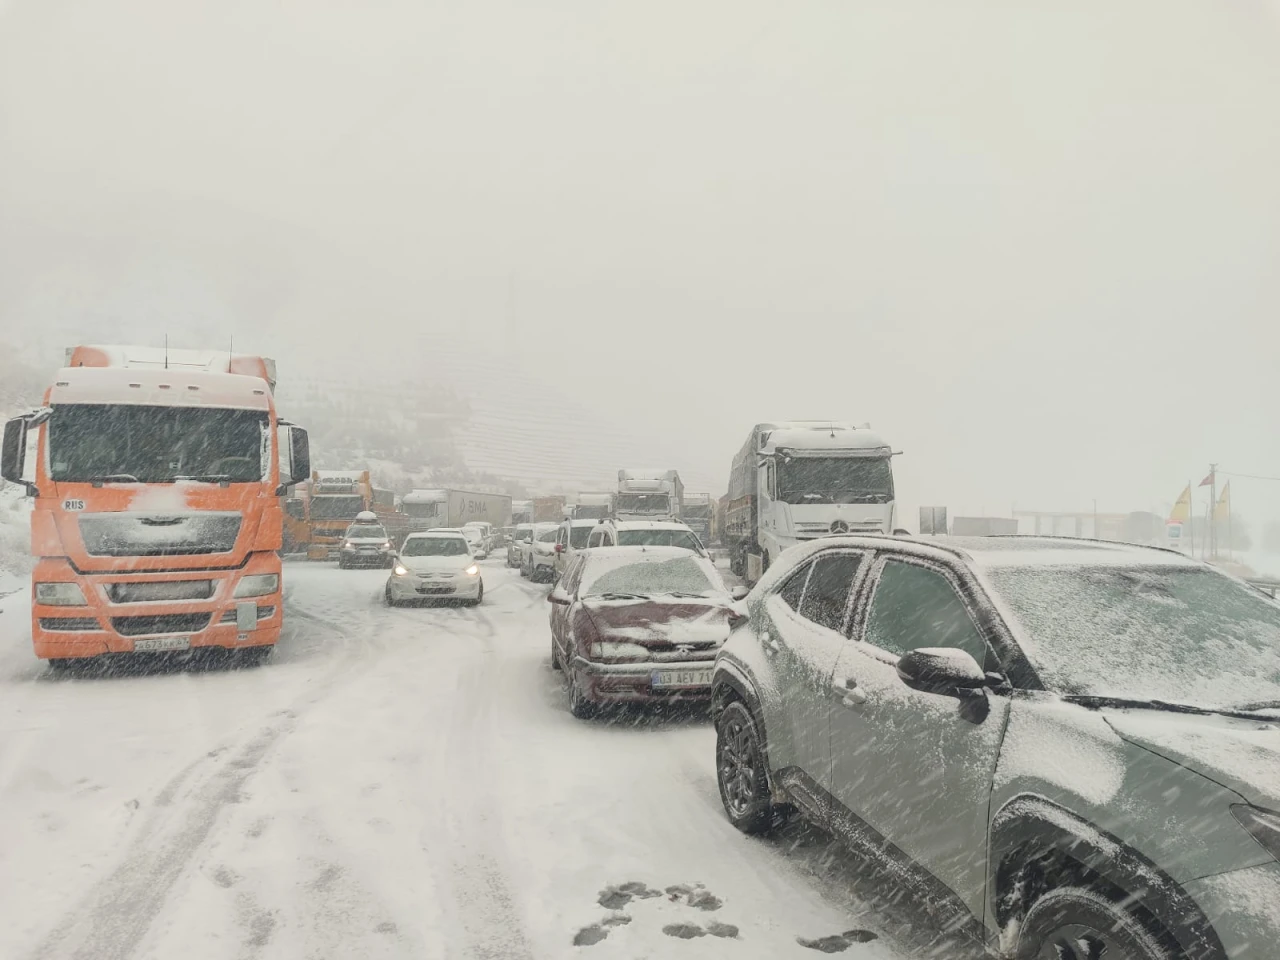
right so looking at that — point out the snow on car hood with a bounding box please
[1103,708,1280,808]
[581,599,731,647]
[399,555,471,575]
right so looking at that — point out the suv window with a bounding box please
[863,559,990,667]
[777,561,812,611]
[588,530,604,548]
[798,553,862,632]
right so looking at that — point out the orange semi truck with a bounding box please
[0,345,311,667]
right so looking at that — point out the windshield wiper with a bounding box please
[86,474,140,486]
[1065,695,1277,722]
[1235,699,1280,712]
[173,474,234,485]
[592,592,650,601]
[663,591,710,599]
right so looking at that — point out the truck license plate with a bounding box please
[651,668,712,689]
[133,637,191,653]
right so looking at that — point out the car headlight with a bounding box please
[588,640,649,661]
[464,565,479,576]
[233,574,279,598]
[35,582,87,606]
[381,541,393,551]
[393,564,410,577]
[1232,805,1280,861]
[342,543,356,551]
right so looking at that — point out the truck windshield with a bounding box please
[776,457,893,505]
[616,493,670,514]
[48,404,269,483]
[402,503,439,519]
[310,496,365,520]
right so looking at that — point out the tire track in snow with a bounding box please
[27,591,391,960]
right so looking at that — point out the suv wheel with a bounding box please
[1015,887,1173,960]
[715,701,774,834]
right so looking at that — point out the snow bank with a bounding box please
[0,483,32,585]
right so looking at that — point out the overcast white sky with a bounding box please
[2,1,1278,524]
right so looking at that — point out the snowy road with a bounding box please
[0,560,972,960]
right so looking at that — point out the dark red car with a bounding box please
[548,546,748,718]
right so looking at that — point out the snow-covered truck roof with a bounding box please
[759,422,891,458]
[403,489,449,503]
[65,345,277,392]
[618,469,679,481]
[46,366,273,411]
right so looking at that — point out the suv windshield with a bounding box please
[536,529,558,543]
[402,537,468,557]
[988,566,1280,708]
[776,456,893,505]
[345,525,387,540]
[570,526,593,548]
[617,529,702,552]
[582,556,716,598]
[48,404,269,483]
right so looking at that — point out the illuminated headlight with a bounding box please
[233,574,279,598]
[588,641,649,661]
[35,582,87,606]
[342,543,356,551]
[380,541,393,551]
[394,564,410,577]
[464,564,479,576]
[1232,805,1280,861]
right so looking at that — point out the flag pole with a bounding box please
[1209,464,1218,560]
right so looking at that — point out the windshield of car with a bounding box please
[988,566,1280,708]
[775,456,893,505]
[345,524,387,540]
[570,526,593,548]
[615,493,670,514]
[309,495,366,521]
[617,529,701,551]
[402,537,469,557]
[513,525,532,541]
[536,529,558,543]
[48,404,269,483]
[581,556,717,598]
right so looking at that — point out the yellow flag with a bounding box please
[1214,481,1231,522]
[1169,484,1192,523]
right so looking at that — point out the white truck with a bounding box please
[681,492,714,547]
[615,469,682,521]
[571,492,613,520]
[724,422,899,583]
[400,488,512,534]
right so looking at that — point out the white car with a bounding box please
[553,518,600,581]
[521,522,559,582]
[586,519,707,556]
[463,521,494,553]
[461,524,489,559]
[385,531,483,606]
[507,524,533,566]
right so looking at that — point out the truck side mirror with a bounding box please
[290,428,311,484]
[1,418,35,496]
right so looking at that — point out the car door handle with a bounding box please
[834,677,867,707]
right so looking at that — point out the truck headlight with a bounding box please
[233,574,279,598]
[464,564,479,576]
[1232,805,1280,861]
[588,641,649,661]
[35,582,87,606]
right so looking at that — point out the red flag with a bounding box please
[1199,470,1215,487]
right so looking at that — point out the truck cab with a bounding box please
[1,345,310,666]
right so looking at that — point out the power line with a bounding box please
[1220,470,1280,482]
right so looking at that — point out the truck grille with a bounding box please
[40,617,102,632]
[111,613,211,637]
[80,513,241,557]
[106,580,215,603]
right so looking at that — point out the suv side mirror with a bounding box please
[548,586,572,605]
[897,648,990,723]
[1,417,36,497]
[730,585,749,601]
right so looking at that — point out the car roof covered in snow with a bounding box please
[408,529,467,540]
[785,534,1202,571]
[609,520,695,532]
[563,518,600,527]
[47,366,273,411]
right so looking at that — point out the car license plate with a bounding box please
[651,668,713,689]
[133,637,191,653]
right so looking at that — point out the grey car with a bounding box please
[712,536,1280,960]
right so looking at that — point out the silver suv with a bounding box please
[712,535,1280,960]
